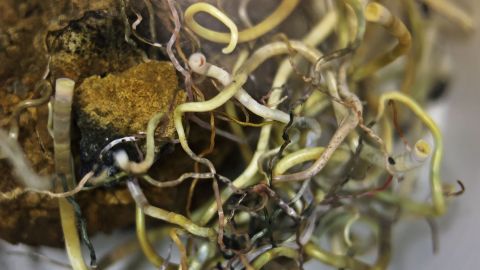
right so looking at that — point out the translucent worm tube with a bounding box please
[53,78,89,270]
[184,0,300,44]
[136,206,173,268]
[391,139,432,172]
[273,90,361,182]
[6,80,52,140]
[114,112,165,174]
[188,52,291,123]
[0,129,50,190]
[184,3,238,54]
[422,0,474,31]
[353,2,412,80]
[127,179,215,239]
[376,91,446,216]
[251,247,299,269]
[192,12,337,225]
[175,41,321,179]
[189,41,324,224]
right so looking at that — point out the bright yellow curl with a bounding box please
[184,0,300,53]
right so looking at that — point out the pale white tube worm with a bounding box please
[53,78,90,270]
[188,52,291,123]
[391,139,432,172]
[0,129,50,190]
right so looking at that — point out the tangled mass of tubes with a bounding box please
[0,0,472,269]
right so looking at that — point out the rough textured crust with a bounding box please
[76,61,186,137]
[0,1,190,247]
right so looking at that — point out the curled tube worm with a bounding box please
[184,3,238,54]
[354,3,412,80]
[191,13,338,224]
[376,91,446,216]
[114,112,165,174]
[188,52,290,123]
[391,139,432,172]
[185,0,300,46]
[5,80,52,140]
[53,78,90,270]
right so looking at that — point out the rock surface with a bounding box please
[75,61,186,163]
[0,1,192,247]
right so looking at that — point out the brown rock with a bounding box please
[75,60,186,163]
[0,0,192,247]
[77,60,184,137]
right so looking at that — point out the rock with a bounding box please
[75,60,186,163]
[0,1,191,247]
[47,10,143,83]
